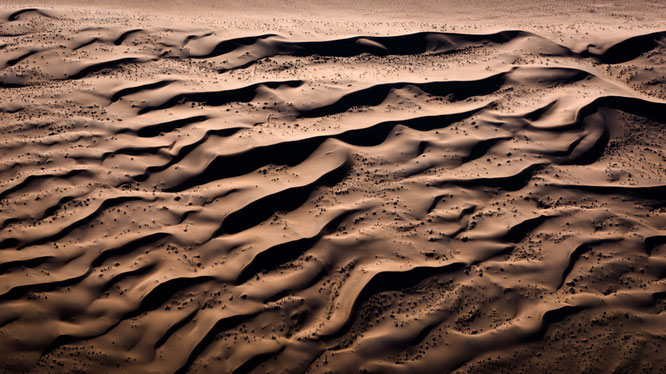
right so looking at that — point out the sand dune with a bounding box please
[0,3,666,373]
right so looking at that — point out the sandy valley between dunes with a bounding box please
[0,1,665,372]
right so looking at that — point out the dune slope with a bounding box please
[0,6,666,373]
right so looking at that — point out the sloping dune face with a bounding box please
[1,6,666,373]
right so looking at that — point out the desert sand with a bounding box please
[0,1,665,373]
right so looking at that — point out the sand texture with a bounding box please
[1,2,666,373]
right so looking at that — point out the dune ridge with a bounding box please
[0,6,666,373]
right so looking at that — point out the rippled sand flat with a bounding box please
[0,2,665,372]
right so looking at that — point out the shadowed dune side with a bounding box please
[581,31,666,64]
[4,8,56,22]
[110,79,177,103]
[181,30,542,60]
[182,30,664,71]
[271,30,535,57]
[0,7,666,373]
[184,34,278,59]
[136,80,304,114]
[297,72,508,118]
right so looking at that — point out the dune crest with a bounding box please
[1,5,666,373]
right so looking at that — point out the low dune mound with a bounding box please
[0,5,665,373]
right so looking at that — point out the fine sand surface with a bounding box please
[0,1,666,373]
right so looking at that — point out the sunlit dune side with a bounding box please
[0,3,666,373]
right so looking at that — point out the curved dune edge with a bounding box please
[1,6,666,373]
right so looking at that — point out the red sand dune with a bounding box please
[0,2,665,373]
